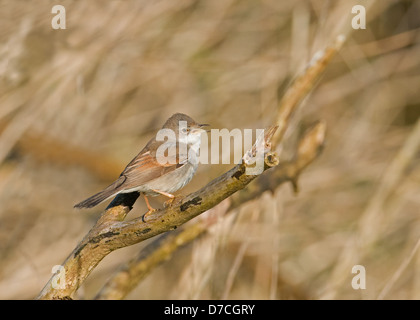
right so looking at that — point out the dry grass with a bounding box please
[0,0,419,299]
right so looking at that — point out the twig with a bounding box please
[95,222,207,300]
[272,34,345,147]
[37,34,343,300]
[36,126,278,299]
[94,121,326,300]
[91,33,339,300]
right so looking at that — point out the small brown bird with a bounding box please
[74,113,208,219]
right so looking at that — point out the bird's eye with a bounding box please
[181,128,188,134]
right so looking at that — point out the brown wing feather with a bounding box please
[120,142,188,190]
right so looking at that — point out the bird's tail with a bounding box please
[74,176,126,209]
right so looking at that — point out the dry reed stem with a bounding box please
[377,238,420,300]
[321,118,420,299]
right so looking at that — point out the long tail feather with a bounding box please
[74,176,126,209]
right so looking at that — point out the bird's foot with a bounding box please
[142,208,157,223]
[163,196,177,208]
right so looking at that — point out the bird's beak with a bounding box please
[191,127,208,134]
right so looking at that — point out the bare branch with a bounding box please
[272,35,345,147]
[37,34,343,300]
[95,221,209,300]
[36,127,278,300]
[94,121,326,300]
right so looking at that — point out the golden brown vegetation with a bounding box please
[0,0,419,299]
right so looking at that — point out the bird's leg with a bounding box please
[151,189,175,198]
[151,189,176,207]
[142,194,156,222]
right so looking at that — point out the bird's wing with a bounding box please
[120,142,189,190]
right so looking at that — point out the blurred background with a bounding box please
[0,0,420,299]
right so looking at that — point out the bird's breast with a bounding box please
[143,161,198,196]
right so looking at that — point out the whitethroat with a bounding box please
[74,113,208,220]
